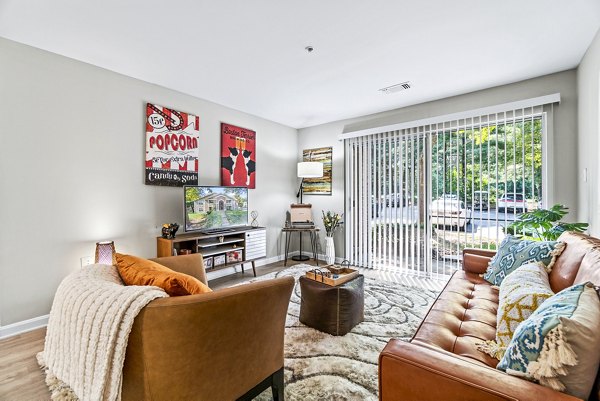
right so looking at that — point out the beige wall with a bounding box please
[0,38,298,326]
[299,70,579,258]
[578,28,600,235]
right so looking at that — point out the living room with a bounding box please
[2,1,600,400]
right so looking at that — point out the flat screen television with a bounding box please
[184,185,249,233]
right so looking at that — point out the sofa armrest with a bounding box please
[462,248,495,274]
[122,276,294,401]
[379,339,579,401]
[150,253,208,285]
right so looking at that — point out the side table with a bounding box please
[282,227,319,266]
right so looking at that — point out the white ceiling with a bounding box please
[1,1,599,129]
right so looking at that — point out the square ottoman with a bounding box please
[299,274,364,336]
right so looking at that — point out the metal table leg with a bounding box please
[313,231,319,266]
[284,231,290,266]
[309,231,317,265]
[291,231,310,262]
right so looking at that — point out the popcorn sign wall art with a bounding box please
[145,103,200,186]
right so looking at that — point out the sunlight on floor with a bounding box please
[357,267,449,291]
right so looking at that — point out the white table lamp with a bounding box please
[297,161,323,203]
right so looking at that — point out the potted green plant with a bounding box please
[505,204,588,241]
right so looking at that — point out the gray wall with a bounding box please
[0,38,298,326]
[578,28,600,236]
[298,70,579,258]
[0,35,585,328]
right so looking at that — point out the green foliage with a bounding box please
[225,187,247,205]
[322,210,343,237]
[185,187,202,204]
[505,204,588,241]
[369,117,544,210]
[430,119,543,203]
[225,210,247,223]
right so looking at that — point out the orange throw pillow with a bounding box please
[116,253,212,296]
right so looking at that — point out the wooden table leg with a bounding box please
[251,260,257,277]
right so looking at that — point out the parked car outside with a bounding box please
[497,193,528,213]
[430,199,472,229]
[438,194,459,200]
[382,193,405,207]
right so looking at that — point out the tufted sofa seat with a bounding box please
[410,269,499,368]
[379,232,600,401]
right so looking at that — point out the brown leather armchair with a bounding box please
[121,254,294,401]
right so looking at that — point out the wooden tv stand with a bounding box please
[156,227,266,277]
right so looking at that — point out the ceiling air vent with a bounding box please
[378,81,411,94]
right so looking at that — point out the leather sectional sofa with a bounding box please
[379,231,600,401]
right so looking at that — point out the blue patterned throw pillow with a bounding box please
[497,282,600,399]
[483,236,564,286]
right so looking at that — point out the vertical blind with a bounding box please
[344,98,558,278]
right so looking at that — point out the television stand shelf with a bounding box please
[202,245,245,258]
[156,227,266,277]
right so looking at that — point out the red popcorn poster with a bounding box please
[145,103,200,186]
[220,123,256,188]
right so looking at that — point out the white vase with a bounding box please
[325,236,335,265]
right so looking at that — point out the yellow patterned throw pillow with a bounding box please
[477,262,554,360]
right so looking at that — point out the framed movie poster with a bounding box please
[302,146,332,195]
[220,123,256,188]
[145,103,200,186]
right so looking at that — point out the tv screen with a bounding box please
[184,186,249,232]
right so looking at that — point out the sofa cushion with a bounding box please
[498,282,600,400]
[574,247,600,287]
[116,253,212,296]
[412,270,499,368]
[483,235,564,286]
[551,231,600,292]
[478,262,554,360]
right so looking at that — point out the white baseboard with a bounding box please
[0,314,49,340]
[314,253,345,265]
[204,251,348,280]
[0,252,347,339]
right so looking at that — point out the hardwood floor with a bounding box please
[0,328,48,401]
[0,259,446,400]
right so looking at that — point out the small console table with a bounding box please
[282,227,319,267]
[157,227,266,277]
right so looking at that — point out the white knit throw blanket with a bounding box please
[37,264,167,401]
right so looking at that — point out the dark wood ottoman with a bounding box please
[299,274,364,336]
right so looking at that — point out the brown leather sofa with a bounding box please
[379,231,600,401]
[121,254,294,401]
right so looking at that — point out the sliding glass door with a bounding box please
[345,109,546,278]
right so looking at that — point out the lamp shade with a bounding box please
[297,161,323,178]
[95,241,116,265]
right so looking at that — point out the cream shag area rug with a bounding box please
[253,264,439,401]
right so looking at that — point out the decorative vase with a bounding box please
[325,236,335,265]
